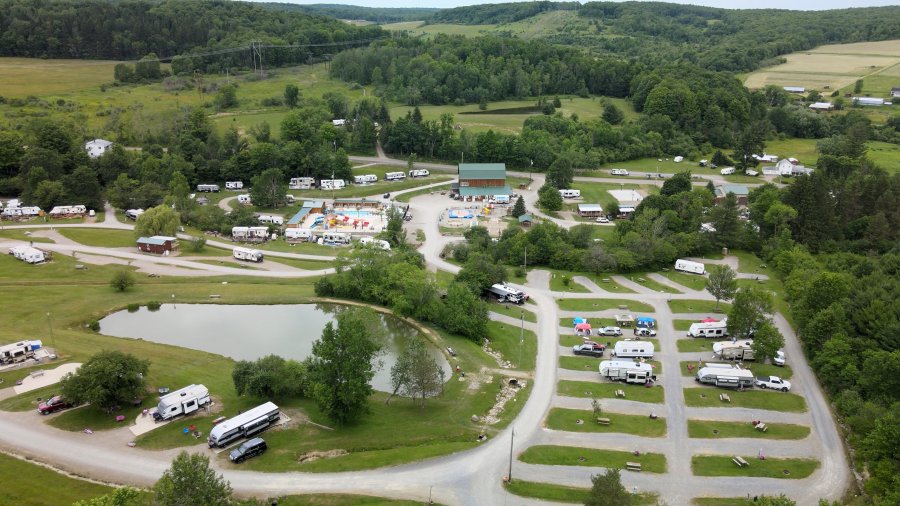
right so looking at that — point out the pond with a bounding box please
[99,303,451,393]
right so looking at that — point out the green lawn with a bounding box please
[868,140,900,173]
[692,499,757,506]
[505,480,659,505]
[624,273,682,294]
[692,455,819,479]
[488,302,537,323]
[668,299,730,314]
[274,496,425,506]
[0,452,119,505]
[291,175,454,200]
[0,230,55,243]
[589,275,637,293]
[559,355,603,372]
[683,388,807,412]
[266,257,335,271]
[546,408,667,437]
[486,320,537,371]
[659,271,708,291]
[687,420,810,440]
[395,182,453,203]
[519,445,667,473]
[557,298,655,313]
[676,339,716,353]
[548,269,591,293]
[673,320,694,331]
[56,228,137,248]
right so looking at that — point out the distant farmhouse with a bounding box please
[714,184,750,206]
[84,139,113,158]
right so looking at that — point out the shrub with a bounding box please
[146,301,161,311]
[127,303,140,312]
[88,321,100,332]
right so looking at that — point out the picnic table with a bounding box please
[755,422,768,432]
[626,462,642,471]
[597,417,611,425]
[732,456,749,467]
[719,393,731,403]
[615,389,625,398]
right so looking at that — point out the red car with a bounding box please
[37,395,73,415]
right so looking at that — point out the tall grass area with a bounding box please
[0,452,119,505]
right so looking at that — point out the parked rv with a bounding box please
[285,229,312,242]
[319,232,351,245]
[197,184,220,193]
[487,284,527,304]
[695,366,754,388]
[720,167,736,175]
[599,360,655,384]
[237,194,252,205]
[358,237,391,250]
[49,205,87,217]
[353,174,378,184]
[0,340,42,364]
[674,259,706,275]
[229,437,267,463]
[408,169,430,178]
[232,226,270,242]
[225,181,243,190]
[125,209,144,221]
[153,384,211,421]
[9,245,46,264]
[385,171,406,181]
[613,340,654,359]
[559,189,581,198]
[319,179,346,190]
[233,247,264,263]
[289,177,315,190]
[207,402,280,448]
[257,215,284,225]
[713,340,755,361]
[688,319,729,338]
[610,169,629,176]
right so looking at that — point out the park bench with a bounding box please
[719,393,731,403]
[602,278,610,283]
[597,417,611,425]
[626,462,642,472]
[615,389,625,398]
[732,456,749,467]
[755,422,768,432]
[209,294,221,299]
[30,370,45,378]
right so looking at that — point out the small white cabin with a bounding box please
[85,139,113,158]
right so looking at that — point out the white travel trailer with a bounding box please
[695,366,754,388]
[125,208,144,221]
[599,360,655,384]
[153,384,211,421]
[49,205,87,217]
[197,184,220,193]
[613,340,655,359]
[385,171,406,181]
[559,189,581,198]
[408,169,430,178]
[319,179,346,190]
[353,174,378,184]
[257,215,284,225]
[207,402,280,448]
[358,237,391,250]
[0,339,42,364]
[2,206,40,218]
[688,319,729,338]
[237,194,252,205]
[285,228,312,242]
[713,340,755,361]
[233,247,264,263]
[232,226,270,242]
[674,259,706,275]
[225,181,243,190]
[289,177,315,190]
[319,232,351,245]
[487,283,527,304]
[719,167,736,175]
[10,245,46,264]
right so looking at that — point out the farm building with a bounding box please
[809,102,834,111]
[783,86,805,93]
[136,236,178,254]
[714,184,750,205]
[853,97,884,106]
[577,204,604,218]
[518,214,534,226]
[84,139,113,158]
[453,163,510,199]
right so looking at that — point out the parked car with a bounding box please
[755,376,791,392]
[597,326,623,336]
[229,437,267,463]
[635,328,657,337]
[37,395,73,415]
[595,216,610,224]
[572,342,606,357]
[773,350,786,366]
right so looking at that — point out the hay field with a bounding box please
[744,39,900,94]
[0,58,122,97]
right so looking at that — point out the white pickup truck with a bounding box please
[756,376,791,392]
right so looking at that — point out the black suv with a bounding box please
[229,437,267,463]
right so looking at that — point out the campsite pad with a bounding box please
[211,411,292,455]
[13,362,81,394]
[129,408,173,436]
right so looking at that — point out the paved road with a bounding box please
[0,190,847,505]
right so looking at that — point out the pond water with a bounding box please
[99,303,450,393]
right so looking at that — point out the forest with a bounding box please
[259,3,437,23]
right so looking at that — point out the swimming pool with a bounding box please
[336,210,374,218]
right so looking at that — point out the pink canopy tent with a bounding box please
[701,317,719,323]
[575,323,592,332]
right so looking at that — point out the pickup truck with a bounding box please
[756,376,791,392]
[573,343,606,357]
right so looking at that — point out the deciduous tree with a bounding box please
[538,183,563,211]
[153,452,232,506]
[134,205,180,239]
[585,468,632,506]
[249,168,288,209]
[387,340,445,407]
[705,265,737,311]
[750,321,784,362]
[727,286,774,340]
[284,84,300,109]
[109,270,135,292]
[60,351,149,411]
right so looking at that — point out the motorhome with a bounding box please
[285,228,312,242]
[320,232,351,245]
[353,174,378,184]
[153,384,211,421]
[409,169,430,178]
[695,366,754,388]
[197,184,220,193]
[0,340,42,364]
[257,215,284,225]
[688,319,729,338]
[358,237,391,250]
[237,194,252,205]
[319,179,346,190]
[713,340,755,361]
[559,189,581,198]
[10,245,46,264]
[225,181,243,190]
[207,402,280,448]
[613,340,655,359]
[289,177,315,190]
[487,283,527,304]
[599,360,655,384]
[385,171,406,181]
[233,247,264,263]
[674,259,706,275]
[125,209,144,221]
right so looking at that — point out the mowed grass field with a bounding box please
[0,58,122,97]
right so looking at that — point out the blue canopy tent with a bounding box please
[636,316,656,328]
[573,317,587,326]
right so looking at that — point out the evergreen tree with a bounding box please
[512,196,526,217]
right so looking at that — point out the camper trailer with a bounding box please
[384,171,406,181]
[0,340,42,364]
[225,181,243,190]
[233,247,264,263]
[285,229,312,242]
[197,184,220,193]
[599,360,655,384]
[257,215,284,225]
[10,245,46,264]
[289,177,315,190]
[2,206,39,218]
[125,209,144,221]
[358,237,391,250]
[232,226,270,242]
[674,259,706,275]
[695,366,754,388]
[409,169,430,178]
[320,232,351,245]
[559,189,581,199]
[688,319,729,338]
[719,167,736,175]
[613,340,655,359]
[353,174,378,184]
[49,205,87,217]
[153,384,211,421]
[713,340,755,361]
[319,179,346,190]
[237,194,252,206]
[207,402,280,448]
[487,284,527,304]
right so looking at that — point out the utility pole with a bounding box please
[507,427,515,483]
[519,310,524,369]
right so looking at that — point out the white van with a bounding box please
[720,167,736,175]
[559,189,581,199]
[610,169,629,176]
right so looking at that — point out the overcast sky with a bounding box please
[252,0,900,10]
